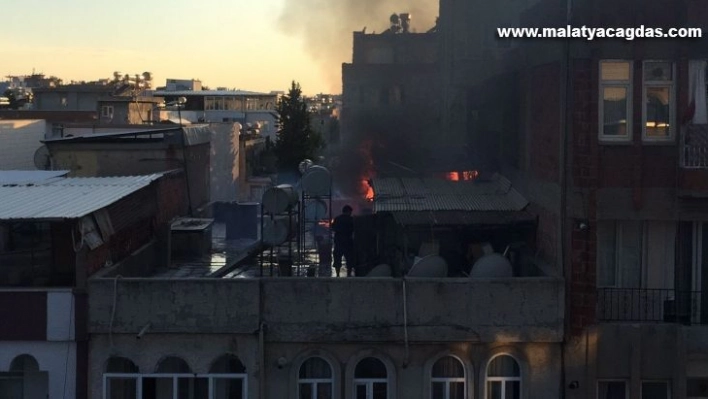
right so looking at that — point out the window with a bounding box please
[103,355,247,399]
[299,357,333,399]
[597,221,676,289]
[60,97,67,107]
[210,355,247,399]
[101,105,114,118]
[486,355,520,399]
[105,357,138,399]
[0,355,48,399]
[643,61,675,141]
[641,381,670,399]
[354,357,388,399]
[598,380,628,399]
[600,61,633,141]
[431,356,465,399]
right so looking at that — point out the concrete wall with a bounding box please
[34,90,109,112]
[88,277,564,342]
[0,119,47,169]
[563,324,708,399]
[209,122,240,202]
[90,335,561,399]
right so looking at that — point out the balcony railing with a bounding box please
[681,124,708,168]
[598,288,707,324]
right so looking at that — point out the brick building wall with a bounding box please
[85,174,188,276]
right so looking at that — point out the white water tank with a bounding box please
[262,216,295,245]
[301,165,331,196]
[304,199,328,221]
[262,184,298,214]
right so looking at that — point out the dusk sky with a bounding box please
[1,0,338,94]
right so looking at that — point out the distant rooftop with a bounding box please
[0,170,69,185]
[153,90,274,97]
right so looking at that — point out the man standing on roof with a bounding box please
[332,205,355,277]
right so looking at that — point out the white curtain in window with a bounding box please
[644,221,676,290]
[689,60,707,124]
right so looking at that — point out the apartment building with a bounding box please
[441,0,708,396]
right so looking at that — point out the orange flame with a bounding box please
[444,170,479,181]
[361,179,374,201]
[359,139,376,201]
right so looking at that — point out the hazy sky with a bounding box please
[1,0,340,94]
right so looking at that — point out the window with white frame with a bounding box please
[598,380,628,399]
[103,355,248,399]
[431,356,465,399]
[600,60,633,141]
[643,61,675,141]
[486,355,520,399]
[354,357,388,399]
[641,380,670,399]
[101,105,114,118]
[298,357,334,399]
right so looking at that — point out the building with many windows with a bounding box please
[438,0,708,396]
[153,85,280,140]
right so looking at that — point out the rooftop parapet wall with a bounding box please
[89,277,564,343]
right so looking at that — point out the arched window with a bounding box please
[210,354,247,399]
[298,357,333,399]
[105,357,138,399]
[431,356,465,399]
[5,355,47,398]
[155,356,191,373]
[9,355,39,373]
[148,356,192,399]
[486,355,521,399]
[354,357,388,399]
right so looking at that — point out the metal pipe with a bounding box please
[402,277,409,367]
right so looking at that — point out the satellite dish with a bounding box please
[33,145,52,170]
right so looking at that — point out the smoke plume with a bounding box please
[278,0,438,93]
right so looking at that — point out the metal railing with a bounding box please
[597,288,706,324]
[681,124,708,168]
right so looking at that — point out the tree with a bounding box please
[274,81,324,173]
[2,89,29,110]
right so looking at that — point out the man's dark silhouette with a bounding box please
[332,205,355,276]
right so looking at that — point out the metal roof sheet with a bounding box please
[0,170,69,185]
[391,210,537,226]
[371,173,528,213]
[0,174,163,220]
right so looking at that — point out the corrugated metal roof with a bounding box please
[391,211,537,226]
[0,174,163,220]
[372,173,528,213]
[0,170,69,185]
